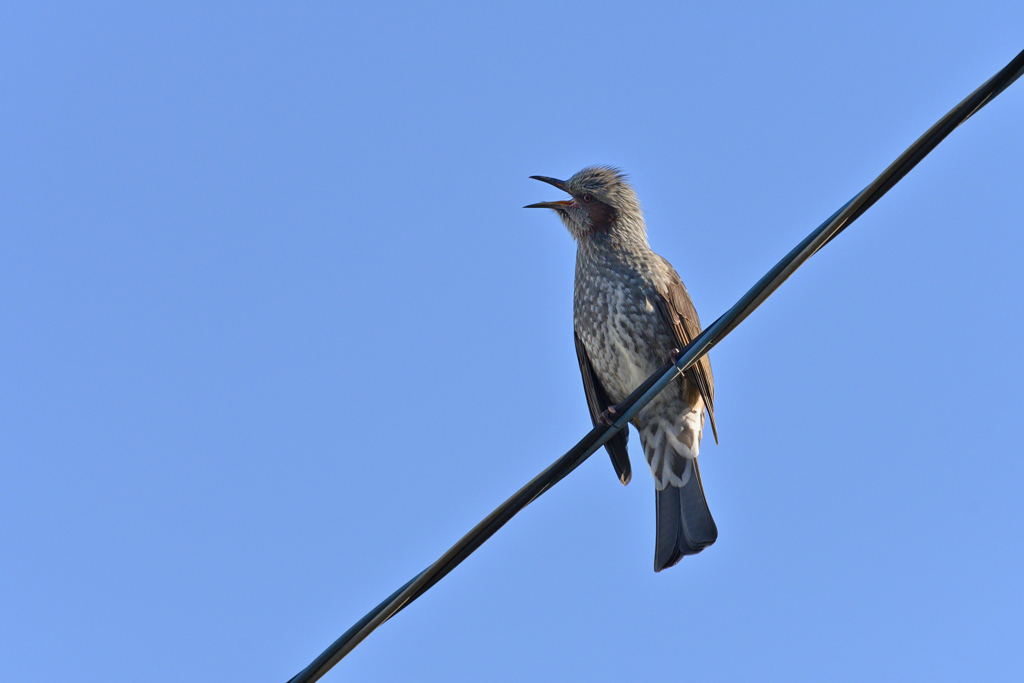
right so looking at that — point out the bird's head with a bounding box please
[525,166,644,242]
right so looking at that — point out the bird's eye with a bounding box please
[582,193,593,203]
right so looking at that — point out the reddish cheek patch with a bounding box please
[586,201,618,230]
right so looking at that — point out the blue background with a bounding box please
[3,2,1023,681]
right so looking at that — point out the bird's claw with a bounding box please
[599,405,619,426]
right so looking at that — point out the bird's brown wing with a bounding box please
[574,328,632,485]
[651,257,718,444]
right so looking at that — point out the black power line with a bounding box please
[286,47,1024,683]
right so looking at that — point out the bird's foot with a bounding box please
[666,348,681,365]
[598,405,619,426]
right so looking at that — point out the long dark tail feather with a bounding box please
[605,428,631,486]
[654,457,717,571]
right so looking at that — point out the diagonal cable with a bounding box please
[287,46,1024,683]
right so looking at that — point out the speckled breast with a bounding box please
[573,253,677,406]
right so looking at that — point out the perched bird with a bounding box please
[526,166,719,571]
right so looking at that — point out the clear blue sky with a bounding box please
[2,3,1022,681]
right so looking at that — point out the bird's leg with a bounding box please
[598,405,619,426]
[664,347,682,366]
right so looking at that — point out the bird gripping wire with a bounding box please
[287,47,1024,683]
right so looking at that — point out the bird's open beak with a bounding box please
[524,175,572,210]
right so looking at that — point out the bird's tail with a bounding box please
[653,456,717,572]
[640,411,717,570]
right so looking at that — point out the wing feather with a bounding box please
[574,328,632,485]
[651,257,718,443]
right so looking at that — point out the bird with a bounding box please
[526,166,718,571]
